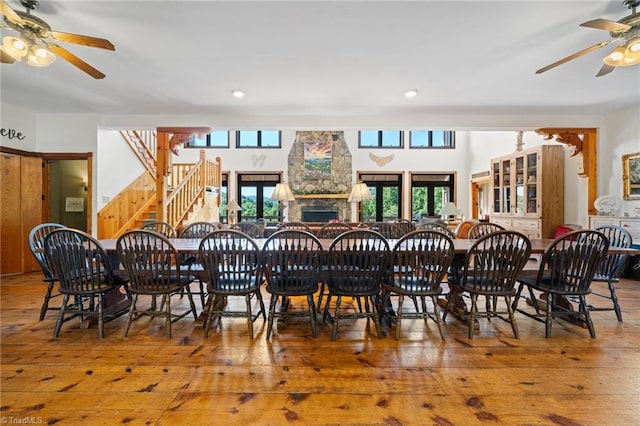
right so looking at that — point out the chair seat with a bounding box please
[458,275,518,295]
[266,278,318,295]
[388,276,443,293]
[517,273,592,296]
[210,276,262,293]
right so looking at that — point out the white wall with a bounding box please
[0,103,37,151]
[96,129,145,210]
[602,104,640,217]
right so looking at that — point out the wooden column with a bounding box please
[535,128,598,216]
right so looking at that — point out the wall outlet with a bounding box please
[102,196,110,203]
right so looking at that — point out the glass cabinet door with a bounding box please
[515,155,525,214]
[526,153,538,214]
[492,161,501,213]
[501,159,511,213]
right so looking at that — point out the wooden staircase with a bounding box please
[97,128,221,239]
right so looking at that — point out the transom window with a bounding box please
[409,131,455,148]
[236,130,281,148]
[359,130,403,148]
[185,130,229,148]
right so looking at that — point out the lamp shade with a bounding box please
[348,181,373,202]
[2,35,29,60]
[439,202,460,217]
[603,42,640,67]
[26,44,56,67]
[227,199,241,212]
[271,183,295,202]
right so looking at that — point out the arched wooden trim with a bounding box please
[535,128,597,215]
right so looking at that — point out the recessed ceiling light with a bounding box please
[231,89,245,98]
[404,89,418,98]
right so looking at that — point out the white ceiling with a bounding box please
[1,0,639,126]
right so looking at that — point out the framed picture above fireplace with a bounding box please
[304,141,332,179]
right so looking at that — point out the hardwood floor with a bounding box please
[1,272,639,425]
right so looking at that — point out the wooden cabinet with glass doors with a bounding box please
[490,145,564,238]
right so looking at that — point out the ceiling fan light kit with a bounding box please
[536,0,640,76]
[2,32,55,66]
[1,0,114,78]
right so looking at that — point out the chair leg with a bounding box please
[203,295,217,338]
[579,295,597,338]
[331,295,342,341]
[505,295,519,339]
[97,294,105,338]
[199,282,206,309]
[258,291,266,321]
[394,294,404,340]
[442,291,455,321]
[317,281,326,312]
[430,295,446,340]
[245,294,254,339]
[53,294,70,338]
[307,294,318,338]
[323,293,333,323]
[512,283,524,311]
[184,287,198,320]
[266,295,278,340]
[369,295,383,339]
[468,294,478,339]
[122,294,138,338]
[40,281,56,321]
[608,280,623,322]
[544,293,553,338]
[165,294,172,338]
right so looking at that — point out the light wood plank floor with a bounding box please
[1,272,639,425]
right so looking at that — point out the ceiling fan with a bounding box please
[0,0,114,79]
[536,0,640,77]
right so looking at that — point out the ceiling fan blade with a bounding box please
[535,40,611,74]
[47,31,115,51]
[0,46,16,63]
[596,63,615,77]
[1,0,24,25]
[47,43,106,79]
[580,18,631,33]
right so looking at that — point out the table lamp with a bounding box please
[348,181,373,222]
[440,202,460,223]
[271,183,295,221]
[227,199,241,224]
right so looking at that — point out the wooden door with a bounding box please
[1,154,23,275]
[22,156,44,272]
[0,154,43,275]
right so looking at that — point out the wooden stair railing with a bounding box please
[119,130,157,176]
[164,151,222,228]
[98,126,221,239]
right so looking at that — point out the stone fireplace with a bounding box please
[287,131,353,222]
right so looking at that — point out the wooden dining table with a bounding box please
[99,236,638,330]
[99,237,639,256]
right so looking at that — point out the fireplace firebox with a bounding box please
[301,207,339,222]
